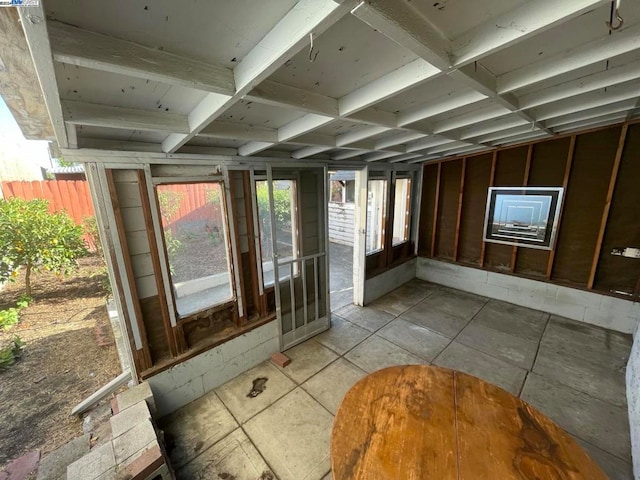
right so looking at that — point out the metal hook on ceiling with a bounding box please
[309,32,319,62]
[606,0,624,30]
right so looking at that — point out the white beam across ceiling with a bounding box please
[62,100,189,133]
[518,60,640,110]
[398,90,487,126]
[336,126,391,147]
[162,0,354,153]
[48,21,235,95]
[291,145,333,159]
[351,0,552,133]
[388,153,423,163]
[532,82,640,121]
[469,124,539,144]
[363,151,403,162]
[406,136,453,153]
[332,149,371,161]
[545,100,639,128]
[245,80,339,116]
[457,115,529,140]
[451,0,610,65]
[432,104,512,134]
[493,131,552,146]
[375,132,426,149]
[198,121,278,143]
[553,112,628,133]
[338,58,441,116]
[351,0,451,71]
[499,25,640,94]
[19,5,68,148]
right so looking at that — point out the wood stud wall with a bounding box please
[419,123,640,300]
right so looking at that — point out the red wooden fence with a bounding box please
[1,180,96,249]
[1,180,95,224]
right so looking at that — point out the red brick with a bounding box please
[271,352,291,368]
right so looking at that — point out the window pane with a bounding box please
[392,178,411,246]
[157,183,232,317]
[366,179,387,254]
[255,180,298,286]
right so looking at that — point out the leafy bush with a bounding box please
[0,336,24,369]
[0,198,88,297]
[0,294,32,330]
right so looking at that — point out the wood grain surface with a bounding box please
[331,365,607,480]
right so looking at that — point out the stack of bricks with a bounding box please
[67,381,174,480]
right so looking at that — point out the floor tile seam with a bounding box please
[396,314,460,341]
[298,381,338,419]
[370,331,437,364]
[530,314,552,373]
[237,424,282,480]
[431,300,490,365]
[170,424,240,473]
[571,434,633,465]
[452,334,534,371]
[369,291,433,318]
[313,326,376,360]
[217,382,300,429]
[522,371,631,412]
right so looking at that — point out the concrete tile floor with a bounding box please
[161,279,634,480]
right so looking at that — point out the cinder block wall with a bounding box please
[146,321,279,416]
[417,258,640,334]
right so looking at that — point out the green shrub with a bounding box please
[0,336,24,369]
[0,308,20,329]
[0,198,88,297]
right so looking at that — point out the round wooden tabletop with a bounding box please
[331,365,607,480]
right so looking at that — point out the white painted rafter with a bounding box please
[162,0,355,153]
[62,100,190,133]
[19,4,68,148]
[199,121,278,143]
[48,21,235,95]
[518,60,640,110]
[545,100,640,128]
[451,0,610,65]
[499,25,640,94]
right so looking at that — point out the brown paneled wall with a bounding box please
[418,123,640,299]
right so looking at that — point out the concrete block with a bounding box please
[116,381,156,416]
[37,434,89,480]
[112,420,157,465]
[541,298,586,321]
[555,286,602,310]
[153,376,204,417]
[67,442,115,480]
[115,444,167,480]
[202,357,245,394]
[110,401,151,438]
[583,308,636,335]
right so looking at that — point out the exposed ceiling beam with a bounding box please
[406,136,453,153]
[432,104,512,133]
[531,82,640,120]
[291,145,333,159]
[545,99,639,127]
[457,115,529,140]
[336,126,391,147]
[332,149,371,161]
[162,0,355,153]
[363,151,403,162]
[450,0,610,65]
[338,58,440,116]
[19,4,68,147]
[493,131,552,146]
[470,124,540,144]
[62,100,189,133]
[350,0,553,134]
[48,21,235,95]
[498,25,640,94]
[398,90,487,126]
[375,132,426,149]
[553,112,629,133]
[388,153,423,163]
[198,121,278,143]
[518,60,640,110]
[351,0,452,71]
[245,79,338,116]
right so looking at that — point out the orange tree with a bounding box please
[0,198,87,297]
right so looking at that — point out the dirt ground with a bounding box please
[0,255,121,469]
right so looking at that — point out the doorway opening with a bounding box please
[328,170,357,311]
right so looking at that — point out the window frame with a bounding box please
[154,179,236,319]
[252,174,302,290]
[365,177,389,256]
[391,176,412,247]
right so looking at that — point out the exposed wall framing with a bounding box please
[419,122,640,300]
